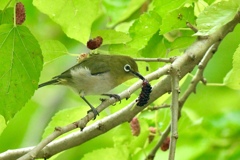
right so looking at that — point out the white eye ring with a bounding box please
[124,64,131,72]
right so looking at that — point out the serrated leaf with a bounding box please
[224,44,240,90]
[39,40,68,64]
[91,30,131,45]
[33,0,101,44]
[0,24,43,121]
[128,11,161,50]
[232,44,240,70]
[195,0,240,36]
[160,6,195,34]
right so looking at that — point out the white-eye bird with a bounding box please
[38,54,139,118]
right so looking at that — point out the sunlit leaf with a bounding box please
[194,0,208,17]
[82,147,129,160]
[42,107,86,139]
[39,40,68,64]
[33,0,101,44]
[0,8,13,25]
[91,30,131,45]
[195,0,240,36]
[128,11,161,50]
[0,100,38,152]
[0,24,43,121]
[152,0,187,16]
[160,6,195,34]
[224,44,240,90]
[103,0,146,27]
[0,0,15,10]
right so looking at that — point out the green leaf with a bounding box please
[0,1,14,10]
[42,107,86,139]
[0,100,38,152]
[194,0,209,17]
[103,0,146,27]
[195,0,240,36]
[0,115,6,135]
[224,44,240,90]
[128,11,161,50]
[224,69,240,90]
[0,24,43,121]
[39,40,68,64]
[33,0,101,44]
[82,146,129,160]
[160,6,195,34]
[109,44,138,56]
[152,0,187,16]
[0,7,14,25]
[91,30,132,45]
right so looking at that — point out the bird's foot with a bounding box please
[102,94,121,103]
[87,107,99,120]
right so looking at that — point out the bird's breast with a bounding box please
[69,67,115,96]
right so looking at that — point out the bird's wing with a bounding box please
[56,55,110,79]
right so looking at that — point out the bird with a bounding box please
[38,54,139,118]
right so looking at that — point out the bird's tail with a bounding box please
[38,79,59,88]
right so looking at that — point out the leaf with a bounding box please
[82,147,129,160]
[42,107,86,139]
[0,8,14,25]
[91,30,132,45]
[39,40,68,64]
[0,24,43,121]
[128,11,161,50]
[103,0,146,27]
[152,0,187,16]
[0,100,38,152]
[109,44,138,56]
[160,6,195,34]
[194,0,209,17]
[0,0,15,10]
[33,0,101,44]
[224,44,240,90]
[195,0,240,36]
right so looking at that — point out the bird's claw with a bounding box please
[87,107,99,120]
[102,94,121,103]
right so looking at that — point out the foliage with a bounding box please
[0,0,240,159]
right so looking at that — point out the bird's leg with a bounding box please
[80,96,99,119]
[102,93,121,103]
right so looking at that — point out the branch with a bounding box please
[1,11,239,160]
[134,57,176,63]
[169,66,180,160]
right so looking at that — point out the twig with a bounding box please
[146,124,171,160]
[149,104,170,111]
[179,43,218,108]
[186,22,198,33]
[134,57,176,63]
[169,67,180,160]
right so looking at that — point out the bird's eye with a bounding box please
[124,64,131,72]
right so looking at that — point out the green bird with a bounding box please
[38,54,139,118]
